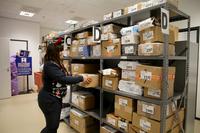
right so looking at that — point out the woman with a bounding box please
[38,38,91,133]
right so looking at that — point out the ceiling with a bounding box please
[0,0,140,30]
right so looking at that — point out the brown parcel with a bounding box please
[71,64,99,74]
[102,76,119,91]
[132,108,185,133]
[139,26,175,44]
[102,39,121,57]
[70,109,96,133]
[138,43,175,56]
[144,87,174,99]
[135,65,176,90]
[114,95,137,121]
[70,44,79,57]
[102,24,121,34]
[72,91,95,111]
[117,118,129,132]
[137,100,175,121]
[100,126,119,133]
[79,74,99,88]
[76,31,92,39]
[106,113,119,127]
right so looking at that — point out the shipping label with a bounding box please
[142,44,153,54]
[140,71,152,81]
[72,94,79,105]
[105,80,113,87]
[107,117,116,126]
[147,89,161,97]
[128,5,137,13]
[113,10,122,18]
[119,98,128,106]
[125,46,134,54]
[78,46,83,52]
[122,70,135,80]
[118,120,127,130]
[74,119,79,126]
[142,104,155,115]
[140,119,151,131]
[143,31,154,41]
[107,46,115,52]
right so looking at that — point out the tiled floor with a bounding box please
[0,93,199,133]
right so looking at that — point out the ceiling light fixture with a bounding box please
[20,11,35,17]
[65,20,78,25]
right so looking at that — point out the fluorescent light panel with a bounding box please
[20,11,35,17]
[65,20,78,24]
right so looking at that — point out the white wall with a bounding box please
[0,17,40,90]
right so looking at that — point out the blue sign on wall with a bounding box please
[16,57,32,76]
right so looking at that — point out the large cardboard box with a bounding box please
[118,80,143,96]
[144,87,174,99]
[76,32,92,39]
[114,95,136,121]
[90,44,101,57]
[79,74,99,88]
[102,39,121,57]
[139,26,175,44]
[117,118,129,132]
[102,76,119,91]
[71,64,99,75]
[100,126,119,133]
[70,44,79,57]
[102,24,121,34]
[106,113,118,127]
[70,109,95,133]
[138,43,175,56]
[121,44,138,56]
[132,109,184,133]
[72,91,95,110]
[135,65,176,90]
[137,100,175,121]
[121,33,139,45]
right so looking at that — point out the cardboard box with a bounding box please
[121,70,136,81]
[140,26,175,44]
[113,9,124,18]
[155,0,178,8]
[100,126,119,133]
[124,2,144,15]
[76,32,92,39]
[117,118,129,132]
[137,100,175,121]
[135,65,176,90]
[121,33,139,45]
[118,61,139,70]
[70,109,95,133]
[104,13,113,21]
[143,0,154,9]
[132,109,184,133]
[144,87,174,99]
[72,91,95,110]
[129,124,146,133]
[90,44,101,57]
[120,25,139,36]
[71,64,99,74]
[102,40,121,57]
[138,43,175,56]
[118,80,143,96]
[87,36,96,45]
[102,24,121,34]
[79,74,99,88]
[101,33,119,41]
[170,25,179,42]
[106,113,118,127]
[78,45,90,57]
[122,44,138,56]
[114,95,136,121]
[70,44,79,57]
[102,76,119,91]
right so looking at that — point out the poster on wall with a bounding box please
[16,56,32,76]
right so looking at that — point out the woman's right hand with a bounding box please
[82,75,92,84]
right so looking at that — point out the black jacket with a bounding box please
[42,61,83,98]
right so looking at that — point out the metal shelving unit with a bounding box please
[62,3,190,133]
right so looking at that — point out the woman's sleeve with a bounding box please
[44,62,84,84]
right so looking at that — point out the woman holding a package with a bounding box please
[38,38,91,133]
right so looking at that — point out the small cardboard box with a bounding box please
[118,80,143,96]
[118,61,139,70]
[102,24,121,34]
[102,39,121,57]
[104,13,113,21]
[129,124,146,133]
[135,65,176,90]
[90,44,101,57]
[113,9,124,18]
[70,109,95,133]
[140,26,175,44]
[144,87,174,99]
[124,2,144,15]
[76,32,92,39]
[70,44,79,57]
[132,108,184,133]
[102,76,119,91]
[106,113,118,127]
[121,33,139,45]
[138,43,175,56]
[78,45,90,57]
[121,69,136,81]
[114,95,136,121]
[122,44,138,56]
[79,74,99,88]
[101,33,119,41]
[137,100,175,121]
[100,126,119,133]
[72,91,95,110]
[71,64,99,75]
[117,118,129,132]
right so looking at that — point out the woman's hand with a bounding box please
[82,75,92,84]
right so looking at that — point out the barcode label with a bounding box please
[140,119,151,131]
[125,46,134,54]
[143,31,154,41]
[119,98,128,106]
[107,46,115,52]
[118,120,127,130]
[142,104,155,115]
[148,89,161,97]
[142,44,153,54]
[140,71,152,81]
